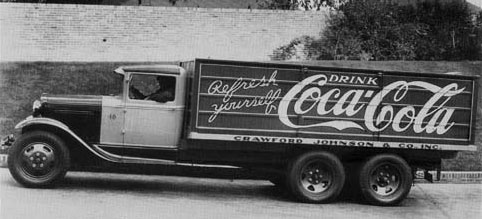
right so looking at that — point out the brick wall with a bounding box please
[0,3,327,62]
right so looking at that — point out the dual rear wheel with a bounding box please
[358,154,413,206]
[283,152,412,206]
[286,151,345,203]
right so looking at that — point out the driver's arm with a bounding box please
[148,90,174,103]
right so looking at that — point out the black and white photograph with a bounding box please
[0,0,481,218]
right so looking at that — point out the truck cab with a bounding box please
[100,65,187,149]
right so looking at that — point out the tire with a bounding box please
[358,154,412,206]
[8,131,70,188]
[286,151,345,203]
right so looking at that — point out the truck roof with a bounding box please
[114,65,182,75]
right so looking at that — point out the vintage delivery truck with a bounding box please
[4,59,479,206]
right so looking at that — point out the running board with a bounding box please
[90,144,240,169]
[92,144,176,165]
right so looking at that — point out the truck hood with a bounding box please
[40,94,102,106]
[34,94,103,144]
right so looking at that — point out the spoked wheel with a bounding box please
[287,151,345,203]
[8,131,70,188]
[359,154,412,206]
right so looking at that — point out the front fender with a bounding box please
[15,116,69,131]
[14,116,116,162]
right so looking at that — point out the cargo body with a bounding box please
[5,59,479,206]
[185,59,477,151]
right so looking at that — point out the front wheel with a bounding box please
[8,131,70,188]
[358,154,412,206]
[287,151,345,203]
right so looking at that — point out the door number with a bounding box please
[109,114,117,120]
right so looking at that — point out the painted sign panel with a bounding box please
[189,59,477,148]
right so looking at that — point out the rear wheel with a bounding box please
[8,131,70,188]
[287,151,345,203]
[358,154,412,206]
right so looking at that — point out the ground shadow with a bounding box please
[57,171,374,205]
[59,172,294,202]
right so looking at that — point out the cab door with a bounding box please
[123,72,185,148]
[100,96,125,146]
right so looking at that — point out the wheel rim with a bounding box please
[18,142,57,179]
[369,163,401,196]
[300,161,333,194]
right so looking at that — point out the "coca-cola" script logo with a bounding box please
[205,71,465,136]
[278,74,465,134]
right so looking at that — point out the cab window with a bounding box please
[128,74,176,103]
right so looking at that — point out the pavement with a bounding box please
[0,168,481,219]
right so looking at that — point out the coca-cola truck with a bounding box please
[5,59,479,205]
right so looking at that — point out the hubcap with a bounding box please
[370,164,401,196]
[300,162,333,194]
[20,143,56,177]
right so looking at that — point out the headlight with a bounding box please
[32,100,41,112]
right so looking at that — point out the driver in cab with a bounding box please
[129,76,175,103]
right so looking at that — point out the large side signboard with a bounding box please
[189,59,478,151]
